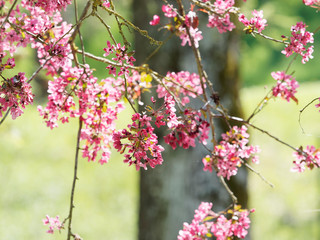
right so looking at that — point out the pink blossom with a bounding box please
[113,113,164,170]
[282,22,314,64]
[149,15,160,26]
[157,71,204,105]
[239,10,267,33]
[303,0,320,7]
[39,66,125,164]
[43,215,63,234]
[164,109,210,150]
[271,71,299,103]
[0,72,34,120]
[179,26,203,48]
[207,14,235,33]
[24,0,72,14]
[103,41,136,77]
[102,0,110,8]
[206,0,236,33]
[203,126,260,180]
[162,4,177,18]
[178,203,252,240]
[292,145,320,172]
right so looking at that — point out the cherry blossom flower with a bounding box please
[202,126,259,180]
[179,26,203,48]
[103,41,136,77]
[271,71,299,103]
[206,0,236,33]
[38,66,125,164]
[303,0,320,8]
[292,145,320,172]
[239,10,267,33]
[164,109,210,150]
[0,72,34,120]
[113,113,164,170]
[178,203,252,240]
[43,215,63,234]
[24,0,72,14]
[149,15,160,26]
[162,4,177,18]
[157,71,204,105]
[282,22,314,64]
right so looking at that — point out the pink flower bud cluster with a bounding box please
[292,145,320,172]
[179,24,203,48]
[157,71,204,105]
[303,0,320,7]
[206,0,237,33]
[42,215,63,234]
[282,22,314,64]
[38,66,125,164]
[178,202,253,240]
[0,55,33,119]
[203,125,259,180]
[24,0,72,14]
[151,5,203,48]
[149,15,160,26]
[271,71,299,103]
[113,113,164,170]
[238,10,267,33]
[164,108,210,150]
[103,41,136,77]
[0,1,73,75]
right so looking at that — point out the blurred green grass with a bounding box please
[0,106,138,240]
[242,81,320,239]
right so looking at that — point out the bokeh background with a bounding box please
[1,0,320,239]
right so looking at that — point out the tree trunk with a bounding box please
[132,1,248,239]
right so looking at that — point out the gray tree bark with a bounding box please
[132,1,248,239]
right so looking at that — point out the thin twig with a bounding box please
[0,0,19,29]
[69,0,92,43]
[0,109,10,126]
[101,5,162,46]
[299,97,319,134]
[244,163,274,188]
[94,12,117,45]
[67,119,83,240]
[28,56,53,83]
[219,176,238,203]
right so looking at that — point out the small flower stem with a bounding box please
[0,0,19,29]
[67,118,83,240]
[0,109,10,126]
[219,176,238,204]
[298,97,319,134]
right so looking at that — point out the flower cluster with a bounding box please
[38,66,125,164]
[43,215,63,234]
[282,22,314,64]
[303,0,320,8]
[0,0,73,76]
[239,10,267,33]
[271,71,299,103]
[103,41,136,77]
[0,72,34,120]
[149,15,160,26]
[164,108,210,150]
[25,0,72,14]
[178,202,253,240]
[157,71,204,105]
[179,24,203,48]
[113,113,164,170]
[203,125,259,180]
[292,145,320,172]
[206,0,236,33]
